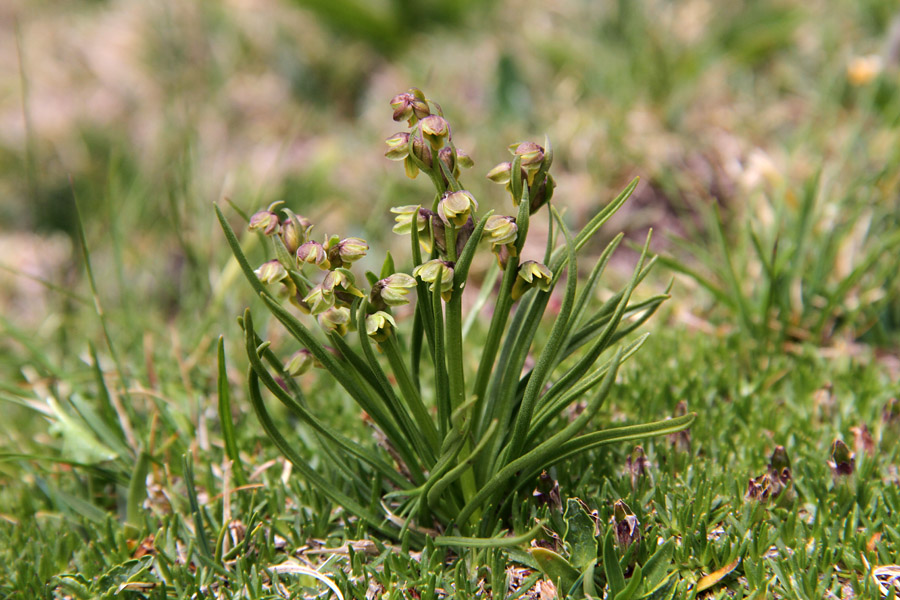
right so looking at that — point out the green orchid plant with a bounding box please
[218,88,694,545]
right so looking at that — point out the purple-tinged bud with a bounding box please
[280,211,312,254]
[385,132,411,161]
[420,115,450,151]
[487,162,512,185]
[254,260,288,284]
[438,190,478,228]
[769,446,791,473]
[411,135,433,168]
[296,241,330,270]
[626,446,649,490]
[318,306,351,336]
[438,147,459,180]
[365,311,396,343]
[829,439,855,478]
[249,211,280,236]
[613,500,641,552]
[511,260,552,301]
[528,173,556,214]
[412,259,455,301]
[284,349,315,376]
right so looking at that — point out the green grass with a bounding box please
[2,0,900,597]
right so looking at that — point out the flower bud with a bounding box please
[528,173,556,214]
[296,241,330,270]
[318,306,351,336]
[365,311,396,343]
[254,260,288,284]
[511,261,552,301]
[371,273,416,308]
[438,190,478,228]
[411,135,433,169]
[412,259,455,301]
[829,439,855,478]
[280,211,312,254]
[486,162,512,185]
[420,115,450,151]
[438,147,459,180]
[613,500,641,552]
[385,132,410,161]
[249,210,280,236]
[284,349,315,376]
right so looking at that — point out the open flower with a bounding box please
[371,273,416,309]
[323,268,365,305]
[413,259,455,301]
[365,311,396,343]
[390,205,433,252]
[438,190,478,228]
[318,306,351,336]
[511,260,552,300]
[303,284,335,315]
[385,132,411,161]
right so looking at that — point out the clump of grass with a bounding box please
[220,88,694,545]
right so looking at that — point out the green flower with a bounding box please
[371,273,416,308]
[511,260,552,300]
[365,311,396,343]
[390,205,433,252]
[438,190,478,228]
[484,215,517,248]
[385,132,411,161]
[486,161,512,185]
[412,259,454,301]
[323,268,365,304]
[318,306,351,336]
[303,284,334,315]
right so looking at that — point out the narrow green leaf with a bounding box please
[216,336,248,487]
[604,528,626,598]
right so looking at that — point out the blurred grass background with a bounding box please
[1,1,900,595]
